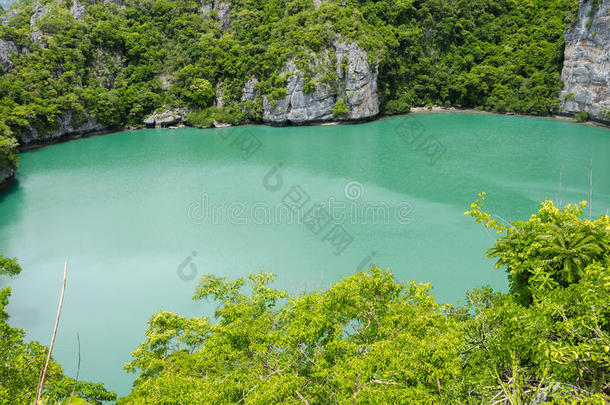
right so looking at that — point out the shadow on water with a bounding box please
[0,177,24,227]
[0,175,18,196]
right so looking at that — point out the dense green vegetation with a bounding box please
[0,255,116,404]
[376,0,578,115]
[114,198,609,404]
[0,0,582,177]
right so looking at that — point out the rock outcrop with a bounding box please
[30,3,52,45]
[201,1,231,30]
[335,41,379,120]
[215,82,225,108]
[0,38,17,72]
[19,111,109,145]
[560,0,610,122]
[70,0,87,20]
[1,8,21,26]
[143,108,186,128]
[241,78,258,102]
[0,0,15,9]
[260,40,378,125]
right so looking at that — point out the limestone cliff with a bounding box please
[143,108,187,128]
[19,111,109,145]
[0,38,16,72]
[257,40,379,125]
[560,0,610,122]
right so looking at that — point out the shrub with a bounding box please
[332,98,349,117]
[563,92,575,101]
[573,110,589,122]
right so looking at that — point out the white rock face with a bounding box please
[157,73,173,91]
[30,4,52,45]
[261,40,378,125]
[215,82,225,108]
[0,0,15,9]
[241,78,258,102]
[0,38,17,72]
[143,108,186,128]
[70,0,87,20]
[334,40,378,120]
[201,1,231,30]
[560,0,610,121]
[262,59,336,124]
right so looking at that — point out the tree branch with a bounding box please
[35,261,68,404]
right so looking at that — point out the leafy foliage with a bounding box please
[122,198,610,403]
[0,136,18,173]
[0,254,20,276]
[332,98,349,117]
[574,110,590,122]
[461,261,610,403]
[122,269,464,403]
[368,0,578,115]
[468,198,610,305]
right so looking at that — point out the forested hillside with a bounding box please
[0,0,581,181]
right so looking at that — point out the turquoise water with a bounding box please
[0,113,609,397]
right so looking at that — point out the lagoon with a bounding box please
[0,113,609,396]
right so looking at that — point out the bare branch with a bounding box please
[295,390,309,405]
[35,261,68,404]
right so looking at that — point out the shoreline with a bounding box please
[15,107,610,153]
[3,106,608,189]
[404,106,610,129]
[17,127,121,151]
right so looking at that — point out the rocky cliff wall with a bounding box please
[560,0,610,122]
[258,40,379,125]
[18,111,109,145]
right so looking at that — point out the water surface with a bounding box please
[1,113,609,396]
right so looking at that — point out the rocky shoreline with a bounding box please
[15,107,607,146]
[12,105,610,152]
[16,105,610,150]
[408,106,610,127]
[1,105,608,189]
